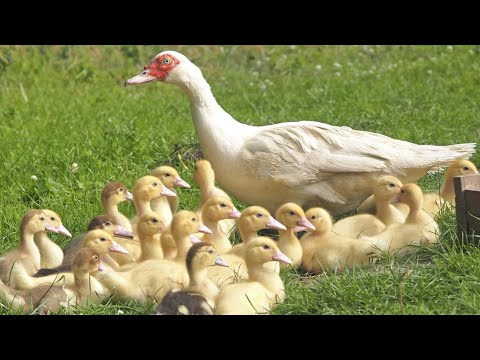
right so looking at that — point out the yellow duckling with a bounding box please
[155,242,229,315]
[361,183,440,255]
[275,202,315,268]
[101,182,134,232]
[151,165,190,214]
[0,248,106,314]
[300,208,379,273]
[215,237,292,315]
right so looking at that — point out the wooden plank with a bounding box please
[455,174,480,242]
[455,176,468,242]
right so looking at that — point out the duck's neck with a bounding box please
[238,223,257,244]
[188,264,219,301]
[166,187,179,213]
[74,270,93,302]
[150,196,173,225]
[174,236,192,262]
[139,234,163,261]
[34,232,63,268]
[104,199,131,230]
[246,260,284,297]
[375,197,396,223]
[134,196,153,216]
[405,201,422,224]
[278,227,296,245]
[440,176,455,203]
[199,180,215,206]
[202,217,231,252]
[20,229,41,267]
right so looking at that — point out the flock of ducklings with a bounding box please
[0,159,477,315]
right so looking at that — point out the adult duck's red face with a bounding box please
[125,53,180,86]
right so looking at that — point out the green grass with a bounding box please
[0,45,479,315]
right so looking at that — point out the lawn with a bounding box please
[0,45,479,315]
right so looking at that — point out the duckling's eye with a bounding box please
[389,183,395,188]
[152,218,159,223]
[93,255,99,261]
[165,173,171,177]
[289,211,295,216]
[220,203,226,208]
[207,249,214,254]
[311,215,317,220]
[463,166,469,171]
[256,213,263,218]
[50,217,55,221]
[118,188,123,192]
[162,57,172,65]
[40,217,45,221]
[263,245,270,250]
[401,190,406,194]
[105,221,112,226]
[153,182,158,187]
[191,217,196,222]
[100,238,106,242]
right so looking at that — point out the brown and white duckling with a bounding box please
[0,210,58,288]
[101,182,134,232]
[151,165,190,214]
[33,209,72,269]
[194,159,236,237]
[274,203,315,268]
[198,196,241,254]
[300,208,379,274]
[215,237,292,315]
[131,175,176,229]
[0,248,106,314]
[361,183,440,255]
[155,242,229,315]
[95,211,211,303]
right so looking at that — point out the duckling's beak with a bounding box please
[272,249,292,265]
[56,224,72,237]
[189,235,202,244]
[297,217,315,231]
[198,223,212,234]
[97,262,107,272]
[45,224,59,234]
[173,176,190,188]
[229,209,241,219]
[114,225,134,239]
[125,70,157,87]
[109,242,129,254]
[215,257,229,267]
[391,194,400,204]
[161,186,177,197]
[125,191,134,201]
[293,226,307,233]
[265,216,287,231]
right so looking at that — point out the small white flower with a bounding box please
[315,64,322,71]
[265,79,273,86]
[447,45,453,52]
[334,72,341,77]
[289,45,297,50]
[259,82,267,91]
[469,49,474,55]
[256,60,262,66]
[426,69,433,75]
[117,310,124,315]
[31,175,38,181]
[71,162,79,173]
[334,62,342,68]
[252,71,259,77]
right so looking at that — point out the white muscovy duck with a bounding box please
[125,50,476,216]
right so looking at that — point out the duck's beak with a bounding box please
[125,191,134,201]
[161,186,177,197]
[198,223,212,234]
[45,224,59,234]
[114,225,134,239]
[272,249,292,265]
[124,70,157,87]
[109,242,129,254]
[173,176,190,188]
[229,209,241,219]
[265,216,287,231]
[293,226,307,233]
[215,257,229,267]
[297,217,315,231]
[97,262,107,272]
[57,224,72,237]
[189,235,202,244]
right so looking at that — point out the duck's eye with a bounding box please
[311,215,317,220]
[50,217,55,221]
[142,71,147,75]
[191,218,196,222]
[256,213,263,218]
[93,255,99,261]
[220,203,226,208]
[263,245,270,250]
[207,249,214,254]
[165,173,171,177]
[401,190,406,194]
[105,221,112,226]
[463,167,469,171]
[152,218,159,223]
[289,211,295,216]
[153,182,158,187]
[100,238,106,242]
[118,188,123,192]
[162,57,172,65]
[40,217,45,221]
[389,183,395,188]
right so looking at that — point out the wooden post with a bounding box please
[454,174,480,243]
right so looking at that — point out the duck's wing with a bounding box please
[241,120,476,187]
